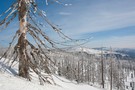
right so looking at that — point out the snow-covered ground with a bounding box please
[69,47,102,54]
[69,47,128,56]
[0,72,103,90]
[0,58,102,90]
[125,71,135,90]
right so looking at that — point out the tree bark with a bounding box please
[101,49,104,88]
[110,48,113,90]
[18,0,29,79]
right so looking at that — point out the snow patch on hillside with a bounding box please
[69,47,128,57]
[0,72,102,90]
[0,58,102,90]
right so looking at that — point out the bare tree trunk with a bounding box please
[81,58,84,83]
[101,49,104,88]
[110,60,113,90]
[81,49,84,83]
[87,60,90,84]
[110,48,113,90]
[18,0,29,79]
[77,61,80,84]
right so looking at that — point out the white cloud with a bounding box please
[44,0,135,48]
[58,12,71,16]
[89,35,135,48]
[58,0,135,35]
[83,11,135,33]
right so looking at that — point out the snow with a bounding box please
[125,72,135,90]
[0,73,102,90]
[70,47,128,57]
[0,58,102,90]
[70,47,102,54]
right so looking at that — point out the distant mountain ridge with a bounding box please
[114,48,135,59]
[65,47,134,60]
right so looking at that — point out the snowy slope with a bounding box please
[0,73,103,90]
[0,58,102,90]
[76,47,102,54]
[68,47,129,58]
[67,47,102,54]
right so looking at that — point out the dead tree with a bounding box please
[110,48,113,90]
[0,0,75,84]
[101,48,104,88]
[77,60,80,83]
[17,0,30,79]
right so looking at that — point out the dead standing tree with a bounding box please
[0,0,73,84]
[18,0,29,79]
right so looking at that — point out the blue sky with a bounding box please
[0,0,135,48]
